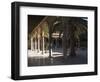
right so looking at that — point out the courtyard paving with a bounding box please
[28,48,87,67]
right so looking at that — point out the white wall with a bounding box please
[0,0,99,82]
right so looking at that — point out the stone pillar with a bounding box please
[37,34,40,52]
[33,39,35,51]
[49,24,52,58]
[42,31,44,55]
[34,36,37,52]
[56,38,58,48]
[31,36,34,51]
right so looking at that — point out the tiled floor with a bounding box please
[28,48,87,67]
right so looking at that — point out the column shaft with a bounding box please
[31,37,34,51]
[35,37,37,51]
[37,34,40,52]
[42,31,44,55]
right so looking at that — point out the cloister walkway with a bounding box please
[28,48,87,66]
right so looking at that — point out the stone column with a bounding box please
[48,24,52,58]
[34,36,37,52]
[31,36,34,51]
[56,38,58,48]
[33,39,35,51]
[42,31,44,55]
[37,34,40,52]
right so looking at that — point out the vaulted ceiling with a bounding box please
[28,15,45,34]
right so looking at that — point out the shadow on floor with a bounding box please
[28,49,87,67]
